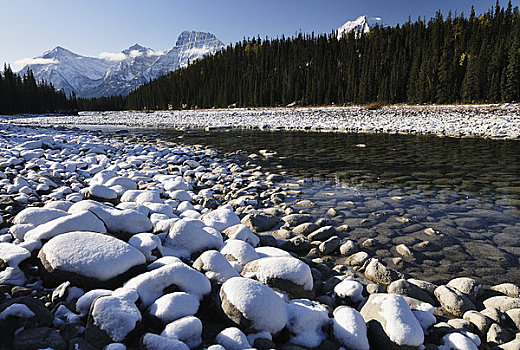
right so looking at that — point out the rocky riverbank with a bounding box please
[2,104,520,139]
[1,124,520,349]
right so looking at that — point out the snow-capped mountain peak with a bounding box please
[337,15,383,39]
[17,31,225,98]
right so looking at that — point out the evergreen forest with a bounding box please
[0,65,77,115]
[115,2,520,111]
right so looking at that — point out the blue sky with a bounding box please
[2,0,516,70]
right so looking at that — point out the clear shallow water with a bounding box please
[85,125,520,285]
[156,129,520,285]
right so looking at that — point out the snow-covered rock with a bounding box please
[202,204,240,232]
[13,207,69,226]
[192,250,240,283]
[123,260,211,307]
[38,231,146,289]
[220,277,288,334]
[24,210,106,242]
[163,219,222,258]
[85,292,141,347]
[286,299,330,348]
[216,327,251,350]
[161,316,203,349]
[148,292,200,324]
[360,293,424,348]
[334,277,365,303]
[140,333,189,350]
[223,224,260,247]
[219,239,259,269]
[241,256,313,298]
[333,306,370,350]
[0,243,31,267]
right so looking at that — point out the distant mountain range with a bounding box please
[17,31,225,98]
[17,18,381,98]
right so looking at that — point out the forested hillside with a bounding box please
[87,2,520,110]
[0,65,77,114]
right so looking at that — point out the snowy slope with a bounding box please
[17,31,225,98]
[18,46,114,97]
[337,16,383,39]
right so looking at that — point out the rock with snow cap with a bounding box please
[241,256,313,298]
[222,224,260,247]
[161,316,202,349]
[220,277,288,334]
[13,207,69,226]
[192,250,240,283]
[360,293,424,349]
[123,260,211,307]
[216,327,251,350]
[286,299,330,348]
[140,333,189,350]
[38,231,147,289]
[24,210,107,242]
[85,291,142,348]
[333,306,370,350]
[202,204,240,232]
[147,292,200,325]
[163,219,222,258]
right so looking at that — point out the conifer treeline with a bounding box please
[0,65,78,115]
[88,2,520,111]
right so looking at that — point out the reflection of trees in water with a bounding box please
[165,129,520,207]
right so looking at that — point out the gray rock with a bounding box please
[241,213,280,233]
[12,327,67,350]
[342,251,370,267]
[446,318,473,331]
[364,259,402,287]
[463,310,492,334]
[266,174,284,182]
[281,214,313,226]
[292,222,319,236]
[366,283,384,294]
[446,277,482,302]
[491,283,520,298]
[308,226,336,241]
[279,235,311,254]
[387,279,435,305]
[487,323,514,345]
[484,296,520,313]
[319,236,341,255]
[339,240,359,256]
[434,285,476,317]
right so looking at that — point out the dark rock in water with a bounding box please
[280,235,312,254]
[293,222,319,236]
[308,226,336,241]
[454,217,486,230]
[319,236,341,255]
[12,327,67,350]
[281,214,313,226]
[241,213,280,233]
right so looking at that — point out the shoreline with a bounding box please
[1,104,520,140]
[0,123,520,348]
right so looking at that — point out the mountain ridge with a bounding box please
[18,30,225,98]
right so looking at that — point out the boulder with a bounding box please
[360,293,424,349]
[434,285,476,317]
[220,277,287,334]
[38,231,147,290]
